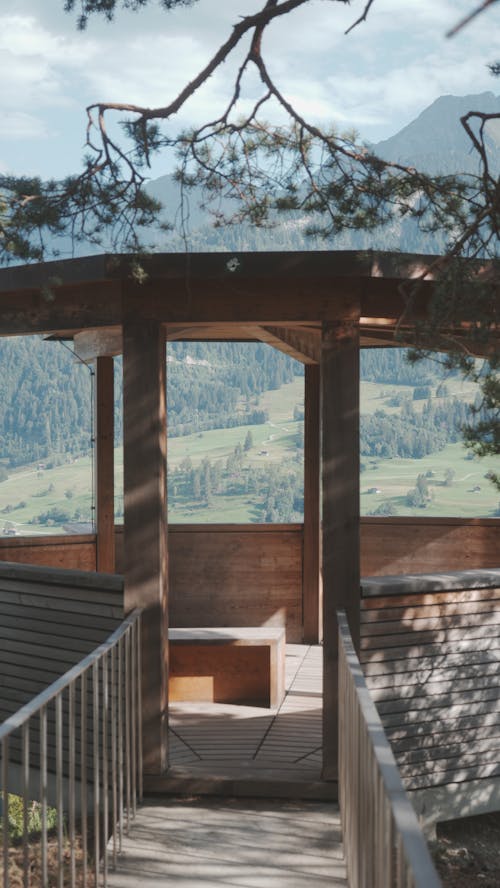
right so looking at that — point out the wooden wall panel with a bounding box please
[164,525,303,643]
[0,518,500,601]
[360,582,500,828]
[0,535,97,571]
[361,518,500,576]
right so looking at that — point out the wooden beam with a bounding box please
[95,356,115,573]
[140,277,362,325]
[265,326,320,363]
[303,364,321,643]
[238,325,319,364]
[0,282,122,336]
[122,297,168,775]
[321,318,360,782]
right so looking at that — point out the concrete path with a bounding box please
[106,797,347,887]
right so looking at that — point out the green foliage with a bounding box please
[34,506,72,525]
[413,385,431,401]
[0,170,161,262]
[65,0,197,30]
[1,794,58,841]
[407,265,500,480]
[360,398,470,459]
[370,502,398,516]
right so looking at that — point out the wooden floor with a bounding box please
[106,797,347,887]
[146,644,327,797]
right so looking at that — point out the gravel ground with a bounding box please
[431,812,500,887]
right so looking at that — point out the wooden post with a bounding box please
[95,356,115,573]
[122,302,168,775]
[303,363,321,643]
[321,318,360,782]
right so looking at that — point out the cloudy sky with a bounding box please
[1,0,498,182]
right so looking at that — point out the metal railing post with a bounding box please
[0,609,142,888]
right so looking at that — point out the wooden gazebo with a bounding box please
[0,249,492,786]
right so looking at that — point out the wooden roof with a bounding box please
[0,250,487,362]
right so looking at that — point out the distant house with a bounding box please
[367,487,381,494]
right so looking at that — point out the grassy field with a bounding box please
[0,455,94,536]
[1,374,499,534]
[361,443,500,518]
[0,380,305,534]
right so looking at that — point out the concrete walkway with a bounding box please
[106,797,347,887]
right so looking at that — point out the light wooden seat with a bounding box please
[168,627,286,708]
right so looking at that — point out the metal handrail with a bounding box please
[0,608,143,888]
[338,609,441,888]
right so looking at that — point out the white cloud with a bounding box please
[0,111,50,141]
[0,0,498,175]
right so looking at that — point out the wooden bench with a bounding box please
[168,627,286,708]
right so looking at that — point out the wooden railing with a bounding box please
[0,609,142,888]
[338,609,441,888]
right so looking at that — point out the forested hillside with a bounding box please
[142,92,500,256]
[0,336,477,472]
[0,337,92,468]
[0,338,301,468]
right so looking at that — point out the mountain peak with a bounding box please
[374,92,500,175]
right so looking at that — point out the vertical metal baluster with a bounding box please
[111,645,117,869]
[56,694,64,888]
[137,615,143,803]
[69,682,76,888]
[125,632,131,836]
[93,660,100,888]
[22,722,30,888]
[2,737,9,888]
[40,706,48,888]
[117,638,124,852]
[130,626,137,819]
[396,833,404,888]
[80,672,87,888]
[102,655,109,888]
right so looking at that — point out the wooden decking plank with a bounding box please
[362,611,500,638]
[361,598,500,623]
[377,685,500,716]
[371,674,500,702]
[361,587,500,610]
[399,744,500,778]
[382,697,500,730]
[364,649,500,676]
[168,644,323,786]
[361,635,500,662]
[392,724,500,757]
[407,761,500,790]
[367,659,500,687]
[361,623,500,651]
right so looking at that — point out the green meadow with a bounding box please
[0,376,499,535]
[361,443,500,518]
